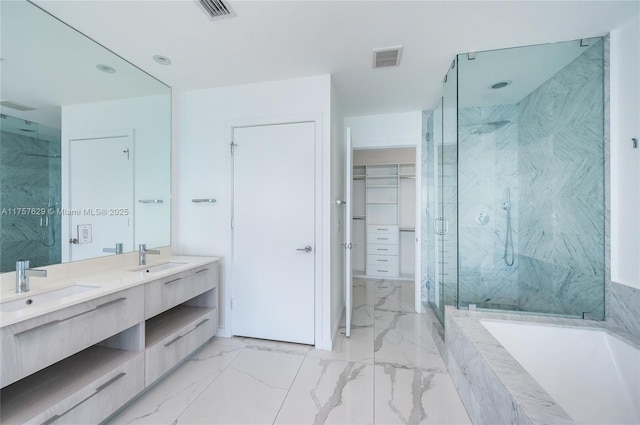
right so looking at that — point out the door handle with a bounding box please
[297,245,313,253]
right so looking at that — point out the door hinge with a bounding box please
[231,141,237,155]
[231,217,234,229]
[231,298,234,309]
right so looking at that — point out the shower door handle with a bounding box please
[433,218,448,235]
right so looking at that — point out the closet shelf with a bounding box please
[400,228,415,232]
[367,202,398,205]
[367,185,398,188]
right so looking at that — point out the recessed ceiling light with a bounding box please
[96,64,116,74]
[153,55,172,65]
[489,80,511,90]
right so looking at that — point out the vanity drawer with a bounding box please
[38,352,144,425]
[367,254,399,267]
[145,309,217,385]
[1,286,144,388]
[367,225,398,234]
[368,244,399,255]
[367,263,399,277]
[367,232,399,245]
[145,263,217,319]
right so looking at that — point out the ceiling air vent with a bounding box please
[373,46,403,68]
[0,100,36,111]
[198,0,237,20]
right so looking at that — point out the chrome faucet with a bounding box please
[15,260,47,294]
[103,243,124,255]
[138,244,160,266]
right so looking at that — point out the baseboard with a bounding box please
[316,302,345,351]
[214,326,231,338]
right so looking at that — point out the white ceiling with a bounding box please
[23,0,640,117]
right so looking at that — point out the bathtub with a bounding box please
[482,320,640,425]
[445,307,640,425]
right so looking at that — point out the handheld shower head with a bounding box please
[502,187,511,210]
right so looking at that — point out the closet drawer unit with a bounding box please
[37,352,144,425]
[145,263,217,319]
[366,263,399,278]
[145,309,217,385]
[367,225,398,234]
[367,232,399,245]
[1,286,144,388]
[367,254,399,267]
[368,244,399,256]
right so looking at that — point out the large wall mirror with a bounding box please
[0,0,171,272]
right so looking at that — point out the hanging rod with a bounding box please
[139,199,163,204]
[192,199,217,203]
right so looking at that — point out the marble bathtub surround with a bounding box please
[609,281,640,338]
[445,306,639,425]
[107,278,471,424]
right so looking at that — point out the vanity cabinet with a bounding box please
[145,307,217,385]
[0,285,144,388]
[1,347,144,424]
[145,264,216,319]
[0,258,219,425]
[144,264,218,385]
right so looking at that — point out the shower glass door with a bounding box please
[455,38,606,319]
[425,59,459,326]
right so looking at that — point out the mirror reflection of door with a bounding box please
[68,132,134,261]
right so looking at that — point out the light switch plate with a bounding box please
[77,224,92,244]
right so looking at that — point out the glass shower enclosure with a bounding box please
[0,114,62,272]
[423,37,606,322]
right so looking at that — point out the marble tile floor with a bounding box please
[107,278,471,425]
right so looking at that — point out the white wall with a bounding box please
[62,94,171,261]
[345,112,423,148]
[175,75,336,349]
[610,14,640,289]
[330,80,345,343]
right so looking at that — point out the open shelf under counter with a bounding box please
[145,304,214,348]
[0,346,141,424]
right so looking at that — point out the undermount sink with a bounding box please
[0,284,100,313]
[134,262,187,273]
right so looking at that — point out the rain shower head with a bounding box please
[470,120,510,135]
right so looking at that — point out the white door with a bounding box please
[69,134,133,261]
[344,128,353,337]
[232,122,315,344]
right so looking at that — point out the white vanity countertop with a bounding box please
[0,256,220,328]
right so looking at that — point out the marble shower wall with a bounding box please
[0,129,62,272]
[458,104,520,309]
[517,39,605,319]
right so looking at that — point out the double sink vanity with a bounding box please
[0,253,220,424]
